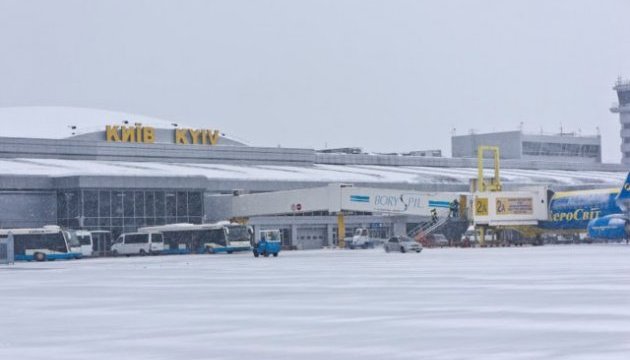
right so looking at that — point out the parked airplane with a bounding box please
[586,172,630,241]
[538,172,630,241]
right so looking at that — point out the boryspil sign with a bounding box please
[105,125,221,145]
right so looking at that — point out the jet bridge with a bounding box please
[230,184,462,218]
[228,184,464,247]
[471,187,549,227]
[470,145,550,246]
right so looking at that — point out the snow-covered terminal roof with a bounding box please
[1,158,625,188]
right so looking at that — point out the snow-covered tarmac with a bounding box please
[1,246,629,360]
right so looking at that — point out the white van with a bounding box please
[111,232,164,256]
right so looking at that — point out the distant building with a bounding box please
[452,130,601,163]
[611,78,630,165]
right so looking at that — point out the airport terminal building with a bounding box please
[0,107,627,249]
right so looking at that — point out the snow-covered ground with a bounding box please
[1,246,629,360]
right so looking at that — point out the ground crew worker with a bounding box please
[431,208,438,224]
[450,199,460,218]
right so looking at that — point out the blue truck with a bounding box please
[252,229,282,257]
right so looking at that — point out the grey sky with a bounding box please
[1,0,629,162]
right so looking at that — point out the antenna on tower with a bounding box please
[596,126,601,136]
[519,122,524,132]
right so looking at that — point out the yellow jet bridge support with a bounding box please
[476,146,502,246]
[477,145,502,192]
[337,213,346,249]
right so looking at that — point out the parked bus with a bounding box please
[0,226,81,261]
[138,222,252,254]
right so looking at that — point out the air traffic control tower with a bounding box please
[612,77,630,165]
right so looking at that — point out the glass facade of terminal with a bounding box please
[57,189,204,237]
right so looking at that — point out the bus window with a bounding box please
[151,233,163,243]
[13,233,69,255]
[77,235,91,246]
[125,234,149,244]
[163,231,188,249]
[202,229,226,246]
[227,226,249,242]
[64,232,81,248]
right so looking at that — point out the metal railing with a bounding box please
[408,208,452,239]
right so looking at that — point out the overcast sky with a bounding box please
[1,0,629,162]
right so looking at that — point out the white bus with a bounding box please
[0,226,81,261]
[138,222,252,254]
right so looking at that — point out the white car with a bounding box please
[111,232,164,256]
[384,236,422,253]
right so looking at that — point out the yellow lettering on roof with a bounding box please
[175,129,189,144]
[106,126,120,142]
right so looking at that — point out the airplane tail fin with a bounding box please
[616,172,630,210]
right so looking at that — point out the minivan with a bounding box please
[111,232,164,256]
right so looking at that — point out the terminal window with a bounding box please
[521,141,600,158]
[57,189,204,238]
